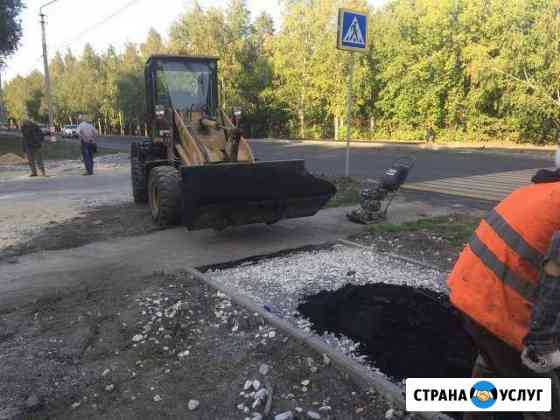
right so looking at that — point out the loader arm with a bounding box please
[173,108,255,166]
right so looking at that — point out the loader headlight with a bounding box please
[155,105,166,119]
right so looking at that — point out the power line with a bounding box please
[28,0,145,71]
[49,0,145,54]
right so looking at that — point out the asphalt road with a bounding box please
[88,135,551,182]
[251,140,553,182]
[4,129,550,183]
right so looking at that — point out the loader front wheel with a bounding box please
[148,166,181,227]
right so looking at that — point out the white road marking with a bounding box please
[404,168,545,201]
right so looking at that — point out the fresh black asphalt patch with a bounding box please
[298,283,478,382]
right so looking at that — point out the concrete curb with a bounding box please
[251,138,424,146]
[185,265,452,420]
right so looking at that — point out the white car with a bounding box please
[38,124,56,142]
[62,124,79,138]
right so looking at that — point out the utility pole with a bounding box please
[40,12,53,131]
[0,68,4,124]
[40,0,60,134]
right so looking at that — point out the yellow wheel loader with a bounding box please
[131,55,336,230]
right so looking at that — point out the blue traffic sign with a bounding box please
[337,9,368,52]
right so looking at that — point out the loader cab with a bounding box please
[145,55,219,126]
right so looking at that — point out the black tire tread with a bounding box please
[149,166,181,226]
[131,144,148,203]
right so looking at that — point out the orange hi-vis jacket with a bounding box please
[448,182,560,350]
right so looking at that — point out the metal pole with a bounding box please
[0,69,4,124]
[344,53,354,177]
[40,12,54,132]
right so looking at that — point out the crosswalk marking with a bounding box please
[404,168,544,202]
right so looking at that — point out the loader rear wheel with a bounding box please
[148,166,181,227]
[131,151,147,203]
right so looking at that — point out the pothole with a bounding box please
[298,283,477,382]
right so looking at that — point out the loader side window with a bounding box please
[155,60,216,115]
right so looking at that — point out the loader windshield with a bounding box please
[155,60,216,115]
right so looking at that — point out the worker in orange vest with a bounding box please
[448,170,560,420]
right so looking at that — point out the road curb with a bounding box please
[185,265,452,420]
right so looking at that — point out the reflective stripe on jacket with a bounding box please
[448,182,560,350]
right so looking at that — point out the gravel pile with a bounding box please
[0,153,27,165]
[208,245,446,376]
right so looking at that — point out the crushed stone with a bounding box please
[208,246,445,379]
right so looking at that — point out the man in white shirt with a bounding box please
[77,115,98,175]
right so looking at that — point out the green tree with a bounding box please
[4,70,45,122]
[116,42,145,135]
[141,28,165,59]
[0,0,24,62]
[98,45,121,134]
[272,0,369,139]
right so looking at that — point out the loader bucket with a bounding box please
[180,160,336,230]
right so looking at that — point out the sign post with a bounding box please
[337,9,368,177]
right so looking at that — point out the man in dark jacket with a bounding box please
[20,118,46,177]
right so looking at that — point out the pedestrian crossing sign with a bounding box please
[337,9,368,52]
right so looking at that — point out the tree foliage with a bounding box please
[5,0,560,142]
[0,0,24,62]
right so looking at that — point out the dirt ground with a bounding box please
[0,271,407,420]
[0,186,483,420]
[1,203,158,260]
[350,214,481,272]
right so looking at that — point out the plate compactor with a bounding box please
[347,157,414,224]
[131,55,336,230]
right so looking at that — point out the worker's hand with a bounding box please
[544,259,560,277]
[544,232,560,276]
[521,347,560,373]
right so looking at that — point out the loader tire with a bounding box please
[131,152,148,203]
[148,166,181,227]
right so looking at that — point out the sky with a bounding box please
[2,0,384,82]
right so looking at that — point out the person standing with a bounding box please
[20,118,46,177]
[78,115,98,175]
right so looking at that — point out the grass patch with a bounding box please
[368,214,479,248]
[0,134,115,161]
[321,176,361,208]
